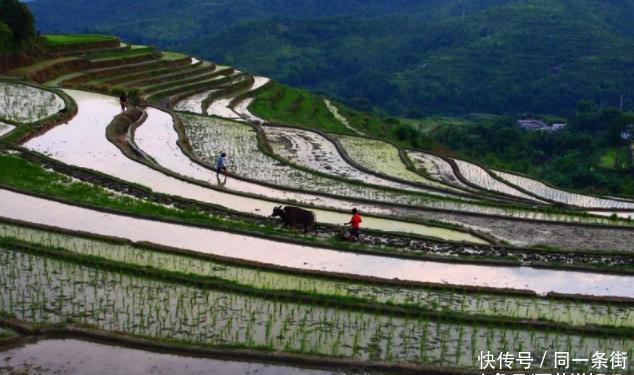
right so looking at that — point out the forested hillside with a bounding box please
[29,0,634,116]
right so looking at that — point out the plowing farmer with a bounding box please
[345,208,362,242]
[119,92,127,112]
[216,152,227,178]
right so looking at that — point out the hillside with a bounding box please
[2,32,634,374]
[28,0,634,116]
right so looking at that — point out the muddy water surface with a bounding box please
[27,90,478,242]
[0,339,340,374]
[1,188,632,297]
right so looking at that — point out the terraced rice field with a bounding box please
[265,126,470,196]
[2,221,632,328]
[1,36,633,374]
[493,170,634,209]
[0,122,15,137]
[181,114,465,204]
[452,159,544,202]
[1,249,632,371]
[406,150,473,189]
[0,339,338,375]
[0,82,65,122]
[333,134,461,191]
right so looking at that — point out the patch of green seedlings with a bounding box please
[43,34,117,46]
[0,223,632,330]
[181,113,462,205]
[1,247,631,372]
[0,81,66,123]
[333,134,454,191]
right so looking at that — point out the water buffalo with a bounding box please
[271,206,316,233]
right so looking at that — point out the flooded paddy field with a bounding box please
[182,114,457,202]
[24,89,477,241]
[264,126,465,196]
[451,159,544,202]
[333,134,461,192]
[493,169,634,209]
[1,222,632,328]
[0,339,344,375]
[0,122,15,138]
[1,248,631,372]
[0,81,65,123]
[3,38,634,375]
[406,150,474,190]
[1,188,632,297]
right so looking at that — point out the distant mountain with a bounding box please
[29,0,634,116]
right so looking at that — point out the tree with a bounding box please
[0,21,12,53]
[0,0,35,47]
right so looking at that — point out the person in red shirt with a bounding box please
[346,208,362,242]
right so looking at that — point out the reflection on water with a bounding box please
[1,188,632,298]
[25,89,478,242]
[1,339,341,375]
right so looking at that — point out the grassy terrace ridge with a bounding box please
[9,56,80,75]
[249,82,355,135]
[139,67,222,93]
[5,150,629,274]
[95,59,202,86]
[0,229,631,333]
[43,34,118,45]
[119,61,211,88]
[68,57,189,86]
[87,47,158,62]
[0,153,488,264]
[149,72,250,100]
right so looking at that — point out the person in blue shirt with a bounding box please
[216,152,227,178]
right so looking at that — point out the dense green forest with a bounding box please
[430,103,634,196]
[28,0,634,116]
[0,0,36,53]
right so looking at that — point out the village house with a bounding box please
[517,119,567,132]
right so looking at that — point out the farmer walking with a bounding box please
[119,92,127,113]
[345,208,362,242]
[216,152,227,178]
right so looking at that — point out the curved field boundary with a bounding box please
[410,146,634,212]
[151,71,249,103]
[0,320,470,375]
[263,122,554,209]
[334,133,545,206]
[404,150,474,190]
[167,68,238,108]
[0,81,77,145]
[98,59,199,86]
[169,114,634,231]
[141,67,229,96]
[2,236,631,335]
[0,214,628,306]
[0,80,65,123]
[47,45,127,58]
[63,57,191,86]
[8,187,629,297]
[227,76,273,111]
[13,89,623,238]
[134,108,491,244]
[200,74,255,113]
[10,148,633,275]
[170,114,501,241]
[120,61,213,88]
[1,249,631,370]
[12,57,91,84]
[44,36,120,53]
[491,168,634,212]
